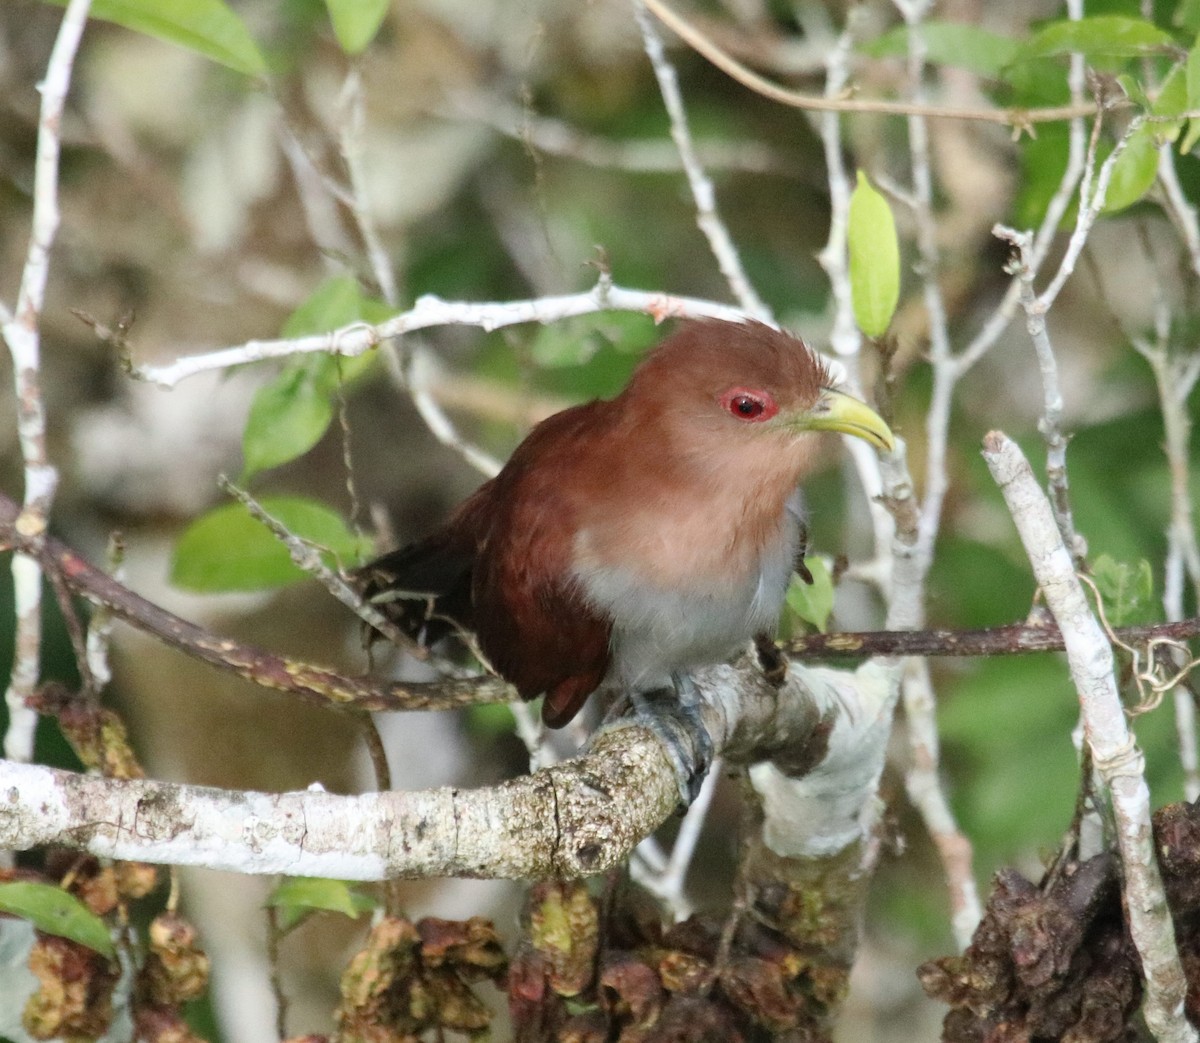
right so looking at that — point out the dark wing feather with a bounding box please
[352,483,494,646]
[471,403,614,727]
[354,402,615,727]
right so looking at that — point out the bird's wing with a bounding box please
[472,511,612,726]
[471,404,614,727]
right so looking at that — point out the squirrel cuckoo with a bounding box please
[355,319,893,799]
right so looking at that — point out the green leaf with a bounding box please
[324,0,390,54]
[1025,16,1176,61]
[171,496,372,591]
[242,277,387,478]
[861,22,1021,78]
[1155,63,1189,118]
[1102,125,1160,213]
[847,171,900,338]
[1181,116,1200,154]
[1179,0,1200,34]
[40,0,266,76]
[1091,554,1155,627]
[1117,73,1153,111]
[784,557,834,633]
[243,364,336,480]
[281,275,391,340]
[467,701,518,737]
[267,877,377,932]
[0,882,115,958]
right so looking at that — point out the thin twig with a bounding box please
[632,0,772,321]
[993,226,1087,562]
[984,432,1195,1043]
[0,0,92,762]
[84,533,124,693]
[217,475,423,656]
[339,69,400,309]
[443,92,794,175]
[1038,114,1144,312]
[890,2,980,945]
[131,282,756,388]
[641,0,1104,128]
[954,8,1089,377]
[1134,325,1200,798]
[265,904,290,1041]
[631,758,721,921]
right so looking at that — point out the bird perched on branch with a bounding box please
[355,319,893,801]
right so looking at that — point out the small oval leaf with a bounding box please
[171,496,371,592]
[1102,126,1160,213]
[242,366,335,480]
[848,171,900,338]
[324,0,390,54]
[242,277,387,478]
[41,0,267,77]
[268,877,377,932]
[1026,16,1175,60]
[861,22,1021,78]
[0,882,115,958]
[784,557,834,633]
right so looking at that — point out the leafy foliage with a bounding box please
[267,877,378,932]
[242,276,388,480]
[39,0,266,75]
[847,172,900,338]
[0,882,115,958]
[171,496,373,591]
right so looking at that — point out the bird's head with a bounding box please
[624,319,894,456]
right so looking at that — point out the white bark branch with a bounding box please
[0,661,891,881]
[1,0,92,761]
[133,284,755,388]
[631,0,772,322]
[983,431,1195,1043]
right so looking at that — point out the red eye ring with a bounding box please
[719,387,778,422]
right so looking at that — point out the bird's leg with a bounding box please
[604,673,713,807]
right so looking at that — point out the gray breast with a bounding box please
[575,504,802,691]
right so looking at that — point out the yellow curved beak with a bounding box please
[793,387,894,452]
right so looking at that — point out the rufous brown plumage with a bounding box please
[356,318,893,730]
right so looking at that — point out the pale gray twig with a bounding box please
[217,476,423,657]
[133,282,755,387]
[631,0,772,321]
[984,432,1194,1043]
[0,0,92,761]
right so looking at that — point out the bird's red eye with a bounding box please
[719,387,778,422]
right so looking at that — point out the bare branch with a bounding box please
[0,661,893,881]
[983,431,1195,1043]
[992,226,1086,561]
[631,0,772,321]
[641,0,1102,127]
[131,283,755,388]
[786,616,1200,659]
[0,489,508,713]
[0,0,92,761]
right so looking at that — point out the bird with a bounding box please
[355,318,894,799]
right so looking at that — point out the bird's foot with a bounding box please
[603,684,713,807]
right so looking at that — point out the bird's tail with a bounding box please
[351,534,475,648]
